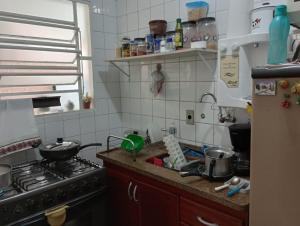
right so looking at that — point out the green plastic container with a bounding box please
[121,134,144,153]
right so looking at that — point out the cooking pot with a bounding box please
[180,147,235,181]
[39,138,102,162]
[204,147,234,180]
[0,164,12,188]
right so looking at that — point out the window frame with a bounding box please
[0,0,94,114]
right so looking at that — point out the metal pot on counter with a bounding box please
[204,147,234,179]
[180,147,235,181]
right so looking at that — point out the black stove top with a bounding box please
[41,158,98,178]
[12,162,62,191]
[4,157,100,194]
[0,157,106,226]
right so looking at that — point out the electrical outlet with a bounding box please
[186,110,194,125]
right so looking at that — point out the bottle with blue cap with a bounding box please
[267,5,290,65]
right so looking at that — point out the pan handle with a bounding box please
[208,159,216,181]
[180,168,202,177]
[80,143,102,150]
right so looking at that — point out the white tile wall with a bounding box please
[117,0,249,147]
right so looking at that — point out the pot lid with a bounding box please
[197,17,216,23]
[39,138,80,152]
[205,146,234,158]
[252,2,276,11]
[149,20,167,24]
[182,21,197,26]
[134,37,145,42]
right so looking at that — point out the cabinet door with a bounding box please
[107,169,139,226]
[137,181,179,226]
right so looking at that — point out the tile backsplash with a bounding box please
[117,0,249,147]
[120,58,249,147]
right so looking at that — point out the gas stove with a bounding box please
[0,157,107,226]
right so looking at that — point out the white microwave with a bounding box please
[288,0,300,27]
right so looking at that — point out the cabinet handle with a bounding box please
[128,182,133,200]
[196,216,219,226]
[133,185,138,202]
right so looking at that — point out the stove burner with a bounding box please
[36,176,46,181]
[41,157,97,178]
[12,161,63,191]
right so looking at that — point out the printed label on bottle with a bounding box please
[175,32,182,47]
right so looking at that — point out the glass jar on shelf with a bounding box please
[121,37,130,57]
[182,21,196,48]
[166,31,176,52]
[196,17,218,50]
[130,40,138,57]
[135,38,146,56]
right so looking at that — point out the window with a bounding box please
[0,0,93,114]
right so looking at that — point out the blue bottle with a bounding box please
[267,5,290,65]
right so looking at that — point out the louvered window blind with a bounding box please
[0,0,93,113]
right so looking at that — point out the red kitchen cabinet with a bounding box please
[137,181,179,226]
[107,169,139,226]
[105,163,248,226]
[107,167,178,226]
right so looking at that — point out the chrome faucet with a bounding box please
[199,92,217,103]
[199,93,236,123]
[199,93,222,117]
[107,135,137,161]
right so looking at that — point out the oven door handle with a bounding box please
[12,216,46,226]
[66,188,106,209]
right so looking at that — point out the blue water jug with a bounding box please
[267,5,290,65]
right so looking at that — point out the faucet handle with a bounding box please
[161,127,177,135]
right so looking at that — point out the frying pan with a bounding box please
[39,138,102,162]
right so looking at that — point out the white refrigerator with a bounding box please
[250,65,300,226]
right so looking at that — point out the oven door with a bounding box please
[9,189,107,226]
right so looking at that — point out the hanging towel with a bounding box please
[0,99,40,157]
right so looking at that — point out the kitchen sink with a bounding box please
[146,150,204,172]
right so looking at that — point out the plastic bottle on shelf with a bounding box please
[267,5,290,65]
